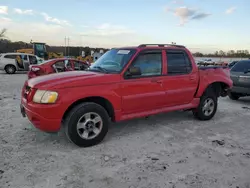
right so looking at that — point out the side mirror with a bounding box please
[126,67,141,77]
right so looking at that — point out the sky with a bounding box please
[0,0,249,53]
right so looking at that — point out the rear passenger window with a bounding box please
[166,51,192,75]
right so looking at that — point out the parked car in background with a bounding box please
[228,61,238,68]
[228,60,250,100]
[27,58,89,79]
[0,53,43,74]
[20,44,232,147]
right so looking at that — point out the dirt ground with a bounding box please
[1,71,250,188]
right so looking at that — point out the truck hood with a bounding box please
[28,71,121,89]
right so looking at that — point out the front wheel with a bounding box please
[64,102,110,147]
[193,92,218,121]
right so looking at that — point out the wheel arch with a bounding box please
[62,96,115,124]
[202,82,230,97]
[4,64,17,70]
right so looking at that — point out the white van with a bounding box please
[0,52,43,74]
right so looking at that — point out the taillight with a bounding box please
[31,67,40,72]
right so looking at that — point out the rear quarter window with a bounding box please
[4,55,16,59]
[231,60,250,72]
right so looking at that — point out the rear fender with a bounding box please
[195,69,233,98]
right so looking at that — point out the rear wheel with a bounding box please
[228,92,240,100]
[64,102,110,147]
[193,89,218,120]
[5,65,16,74]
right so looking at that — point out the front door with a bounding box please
[121,50,166,114]
[161,50,198,106]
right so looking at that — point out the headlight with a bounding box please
[33,90,58,104]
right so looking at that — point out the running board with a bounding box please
[119,98,200,121]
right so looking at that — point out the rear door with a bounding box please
[230,60,250,88]
[161,49,199,106]
[121,49,166,114]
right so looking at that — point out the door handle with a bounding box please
[189,75,196,80]
[151,79,163,83]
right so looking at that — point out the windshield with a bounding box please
[231,60,250,72]
[34,43,46,52]
[33,43,47,58]
[89,49,136,73]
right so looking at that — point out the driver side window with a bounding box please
[128,50,162,77]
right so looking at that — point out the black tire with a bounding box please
[228,92,240,100]
[193,89,218,121]
[5,65,16,74]
[64,102,110,147]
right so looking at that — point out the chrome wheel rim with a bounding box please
[76,112,103,140]
[7,66,14,73]
[202,98,215,116]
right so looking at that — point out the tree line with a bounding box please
[1,28,249,58]
[193,50,250,58]
[0,38,109,57]
[0,28,109,56]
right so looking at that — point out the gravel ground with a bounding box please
[1,71,250,188]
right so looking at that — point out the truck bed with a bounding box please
[198,66,228,70]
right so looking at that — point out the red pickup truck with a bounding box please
[20,44,232,147]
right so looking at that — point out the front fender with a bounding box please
[57,84,121,118]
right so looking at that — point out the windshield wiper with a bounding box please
[90,66,108,73]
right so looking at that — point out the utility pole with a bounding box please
[64,37,67,57]
[68,37,70,57]
[64,36,70,57]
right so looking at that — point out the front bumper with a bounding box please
[230,86,250,95]
[20,99,62,133]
